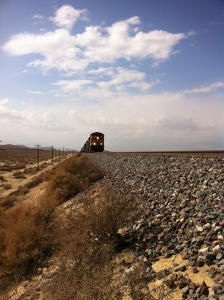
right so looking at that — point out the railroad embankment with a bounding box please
[0,152,224,299]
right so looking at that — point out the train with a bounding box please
[81,132,104,152]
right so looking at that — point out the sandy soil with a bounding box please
[0,157,67,197]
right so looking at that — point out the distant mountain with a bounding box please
[0,144,34,150]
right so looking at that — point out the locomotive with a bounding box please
[81,132,104,152]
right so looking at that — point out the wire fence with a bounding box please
[0,140,77,171]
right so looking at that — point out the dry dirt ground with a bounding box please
[1,177,218,300]
[0,156,67,197]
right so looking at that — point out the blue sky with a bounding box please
[0,0,223,151]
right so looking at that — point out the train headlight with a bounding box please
[97,137,99,139]
[93,142,96,145]
[100,143,102,145]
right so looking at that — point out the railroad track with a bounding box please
[102,150,224,157]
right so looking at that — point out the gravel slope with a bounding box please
[86,153,224,299]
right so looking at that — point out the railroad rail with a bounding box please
[101,150,224,157]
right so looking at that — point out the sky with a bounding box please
[0,0,224,151]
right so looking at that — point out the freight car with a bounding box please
[81,132,104,152]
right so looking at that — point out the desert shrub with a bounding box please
[0,202,50,291]
[46,173,83,203]
[12,171,22,176]
[46,185,136,299]
[0,196,16,211]
[1,167,11,172]
[0,175,4,181]
[65,156,104,184]
[3,183,11,190]
[44,155,104,204]
[19,187,29,195]
[0,155,107,295]
[41,168,56,182]
[13,164,25,170]
[14,174,26,179]
[40,162,48,169]
[26,175,43,189]
[23,167,37,175]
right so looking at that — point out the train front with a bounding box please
[90,132,104,152]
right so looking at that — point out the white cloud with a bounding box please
[187,30,198,36]
[26,111,74,131]
[97,68,158,91]
[49,5,88,29]
[52,67,158,96]
[155,116,199,130]
[78,18,186,63]
[87,67,114,76]
[2,6,188,75]
[33,14,44,20]
[17,69,27,75]
[0,98,9,105]
[184,81,224,94]
[0,81,223,150]
[128,80,159,91]
[53,79,93,92]
[0,105,24,120]
[26,89,45,95]
[67,109,76,116]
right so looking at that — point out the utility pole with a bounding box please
[58,148,60,158]
[63,147,64,156]
[51,146,54,162]
[35,145,41,171]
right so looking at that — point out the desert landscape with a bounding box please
[0,147,224,299]
[0,145,70,197]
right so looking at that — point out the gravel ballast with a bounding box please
[85,153,224,299]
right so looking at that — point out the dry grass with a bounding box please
[46,185,136,300]
[3,183,11,190]
[12,171,22,176]
[0,153,154,299]
[0,153,106,294]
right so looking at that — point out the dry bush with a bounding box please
[46,173,83,203]
[25,175,43,189]
[0,167,11,172]
[0,154,105,294]
[3,183,11,190]
[0,175,4,181]
[46,185,136,299]
[23,167,37,175]
[41,168,55,182]
[0,202,50,292]
[64,155,104,184]
[12,171,22,176]
[14,174,26,179]
[0,196,16,213]
[12,164,25,170]
[44,155,104,204]
[40,162,48,169]
[18,187,29,195]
